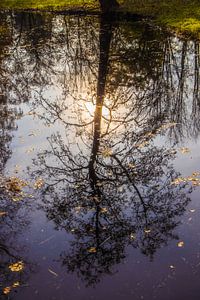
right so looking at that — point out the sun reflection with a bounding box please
[85,102,110,118]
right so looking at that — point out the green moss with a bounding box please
[0,0,200,38]
[121,0,200,38]
[0,0,99,11]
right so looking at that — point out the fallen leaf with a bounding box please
[0,211,7,217]
[25,147,35,154]
[128,163,136,169]
[33,178,44,189]
[179,147,190,154]
[177,241,184,248]
[6,177,27,193]
[100,207,108,213]
[3,287,11,294]
[9,261,24,272]
[192,172,200,177]
[12,281,20,287]
[88,247,97,253]
[101,148,113,158]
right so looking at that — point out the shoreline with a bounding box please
[0,0,199,39]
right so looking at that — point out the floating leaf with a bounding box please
[177,241,184,248]
[25,147,35,154]
[100,207,108,213]
[12,196,22,202]
[3,287,11,294]
[171,177,186,185]
[12,281,20,288]
[88,247,97,253]
[171,174,200,186]
[0,211,7,217]
[6,177,27,193]
[128,163,136,169]
[192,172,200,177]
[8,261,24,272]
[101,148,113,158]
[179,147,190,154]
[33,178,44,189]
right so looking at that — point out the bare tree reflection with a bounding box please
[31,15,193,286]
[0,9,199,288]
[0,14,35,297]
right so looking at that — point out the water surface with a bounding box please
[0,11,200,300]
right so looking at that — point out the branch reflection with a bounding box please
[29,14,195,285]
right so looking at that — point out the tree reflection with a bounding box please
[0,9,199,288]
[0,13,34,297]
[31,15,193,286]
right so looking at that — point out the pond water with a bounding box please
[0,11,200,300]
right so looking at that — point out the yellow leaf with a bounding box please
[88,247,97,253]
[8,261,24,272]
[12,281,20,287]
[6,177,27,193]
[171,177,185,185]
[101,148,113,158]
[179,147,190,154]
[33,178,44,189]
[100,207,108,213]
[144,229,151,234]
[3,287,11,294]
[192,172,200,177]
[128,163,136,169]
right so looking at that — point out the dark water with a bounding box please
[0,11,200,300]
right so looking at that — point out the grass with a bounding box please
[0,0,199,38]
[121,0,200,38]
[123,0,200,38]
[0,0,99,10]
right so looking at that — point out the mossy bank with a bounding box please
[0,0,200,38]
